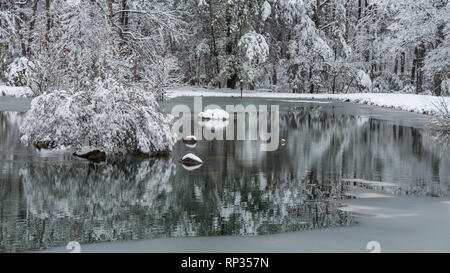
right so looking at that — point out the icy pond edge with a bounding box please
[167,87,450,116]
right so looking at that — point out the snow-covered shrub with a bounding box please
[20,79,176,156]
[386,74,404,91]
[356,70,372,92]
[5,57,34,87]
[220,55,241,85]
[238,31,269,86]
[430,97,450,141]
[400,84,416,94]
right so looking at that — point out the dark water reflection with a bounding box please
[0,98,449,252]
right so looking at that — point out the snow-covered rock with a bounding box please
[181,153,203,166]
[183,135,197,145]
[199,108,229,120]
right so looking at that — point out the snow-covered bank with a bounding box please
[167,87,450,116]
[0,85,34,98]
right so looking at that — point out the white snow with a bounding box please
[181,153,203,164]
[198,119,229,130]
[5,57,34,87]
[0,85,34,98]
[184,135,197,141]
[238,32,269,65]
[167,87,450,116]
[198,108,230,120]
[357,70,372,91]
[261,1,271,22]
[269,99,331,104]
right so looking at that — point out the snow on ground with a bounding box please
[167,87,450,116]
[0,85,33,98]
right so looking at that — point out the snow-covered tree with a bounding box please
[0,0,448,95]
[238,31,269,88]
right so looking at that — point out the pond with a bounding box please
[0,97,449,252]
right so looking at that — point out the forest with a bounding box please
[0,0,449,96]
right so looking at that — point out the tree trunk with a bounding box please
[26,0,39,56]
[273,66,277,86]
[119,0,129,51]
[45,0,51,43]
[358,0,362,20]
[415,44,425,94]
[332,76,336,94]
[433,73,442,96]
[313,0,328,28]
[225,4,237,89]
[208,0,220,80]
[394,58,398,75]
[12,1,27,56]
[309,67,314,94]
[411,59,416,86]
[107,0,114,21]
[400,52,405,75]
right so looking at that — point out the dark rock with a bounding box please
[181,158,202,166]
[73,150,107,162]
[183,138,197,145]
[33,141,56,150]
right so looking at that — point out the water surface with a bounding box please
[0,97,449,252]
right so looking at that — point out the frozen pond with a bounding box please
[0,96,449,252]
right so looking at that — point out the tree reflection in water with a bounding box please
[0,157,351,252]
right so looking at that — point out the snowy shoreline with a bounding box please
[0,85,34,98]
[167,87,450,116]
[2,85,449,117]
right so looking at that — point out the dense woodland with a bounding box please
[0,0,449,96]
